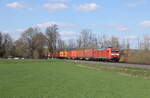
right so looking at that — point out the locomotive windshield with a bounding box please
[111,50,119,52]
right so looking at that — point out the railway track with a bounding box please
[66,60,150,70]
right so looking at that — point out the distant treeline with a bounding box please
[0,24,150,64]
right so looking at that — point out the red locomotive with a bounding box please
[44,47,120,62]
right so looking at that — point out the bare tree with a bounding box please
[57,39,67,51]
[143,36,150,50]
[123,38,130,50]
[21,27,40,58]
[46,24,60,54]
[98,35,111,48]
[0,32,14,58]
[15,39,29,58]
[110,36,120,48]
[77,29,98,49]
[0,32,4,57]
[98,35,104,48]
[33,32,46,58]
[67,39,77,50]
[3,33,13,57]
[137,37,141,50]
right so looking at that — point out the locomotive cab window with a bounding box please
[111,50,119,52]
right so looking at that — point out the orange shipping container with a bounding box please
[59,51,64,57]
[64,51,68,58]
[59,51,68,58]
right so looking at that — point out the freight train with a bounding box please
[44,48,120,62]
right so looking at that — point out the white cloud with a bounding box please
[1,29,23,40]
[36,21,57,28]
[109,24,130,32]
[6,2,24,8]
[1,30,10,33]
[48,0,69,2]
[60,31,77,40]
[138,21,150,27]
[43,3,68,11]
[125,35,137,40]
[61,36,71,40]
[15,29,26,32]
[60,31,76,35]
[76,3,99,11]
[35,21,74,28]
[126,0,145,7]
[86,24,97,27]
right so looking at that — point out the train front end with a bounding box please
[108,48,120,62]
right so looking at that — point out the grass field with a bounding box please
[0,59,150,98]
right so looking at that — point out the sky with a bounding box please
[0,0,150,47]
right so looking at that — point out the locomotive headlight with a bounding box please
[111,54,119,56]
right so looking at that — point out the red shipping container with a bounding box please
[53,52,59,58]
[71,50,77,59]
[93,49,100,58]
[77,50,85,58]
[84,49,94,58]
[67,51,72,58]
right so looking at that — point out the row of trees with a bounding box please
[0,32,13,57]
[0,25,59,58]
[15,25,60,58]
[0,24,150,59]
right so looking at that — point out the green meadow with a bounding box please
[0,59,150,98]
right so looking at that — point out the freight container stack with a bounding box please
[84,49,94,60]
[77,50,85,59]
[71,50,77,59]
[44,48,120,62]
